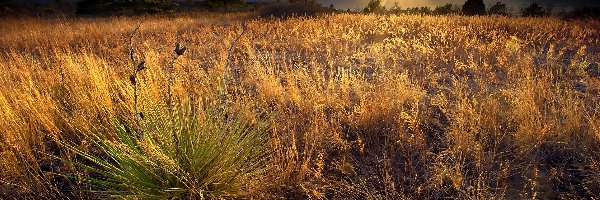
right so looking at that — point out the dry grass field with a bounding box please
[1,13,600,198]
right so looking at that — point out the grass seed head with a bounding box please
[175,43,186,56]
[136,60,146,72]
[129,74,136,85]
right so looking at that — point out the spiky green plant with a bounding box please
[59,103,271,199]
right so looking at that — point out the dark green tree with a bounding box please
[130,0,178,13]
[76,0,110,14]
[389,2,402,14]
[76,0,178,15]
[421,6,432,15]
[488,2,508,15]
[363,0,385,13]
[434,4,457,15]
[521,3,546,17]
[462,0,485,15]
[204,0,244,9]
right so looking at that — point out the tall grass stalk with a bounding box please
[128,24,147,139]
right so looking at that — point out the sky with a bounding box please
[16,0,600,11]
[318,0,600,10]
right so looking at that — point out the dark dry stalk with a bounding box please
[128,25,142,138]
[222,22,247,103]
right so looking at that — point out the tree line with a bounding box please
[75,0,251,14]
[2,0,597,18]
[360,0,599,18]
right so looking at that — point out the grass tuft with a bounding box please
[58,103,271,199]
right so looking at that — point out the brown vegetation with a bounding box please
[0,13,599,198]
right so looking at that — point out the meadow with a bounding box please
[0,13,599,198]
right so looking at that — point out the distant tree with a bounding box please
[521,3,546,17]
[132,0,178,13]
[204,0,244,9]
[488,2,508,15]
[363,0,385,13]
[419,6,432,15]
[257,0,328,18]
[462,0,486,15]
[434,3,457,15]
[389,2,402,14]
[405,6,431,15]
[76,0,109,14]
[545,4,555,15]
[76,0,178,15]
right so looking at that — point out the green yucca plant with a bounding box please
[59,103,271,199]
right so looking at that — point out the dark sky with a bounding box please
[319,0,600,10]
[19,0,600,11]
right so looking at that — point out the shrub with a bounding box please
[257,2,330,18]
[76,0,110,15]
[76,0,178,15]
[363,0,386,13]
[462,0,486,16]
[488,2,508,16]
[203,0,246,11]
[521,3,547,17]
[58,104,271,198]
[204,0,243,8]
[405,6,432,15]
[434,4,459,15]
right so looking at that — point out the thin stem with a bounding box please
[128,24,142,137]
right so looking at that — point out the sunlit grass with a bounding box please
[0,13,599,198]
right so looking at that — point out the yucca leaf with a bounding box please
[58,102,271,198]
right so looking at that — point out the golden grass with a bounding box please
[1,13,599,198]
